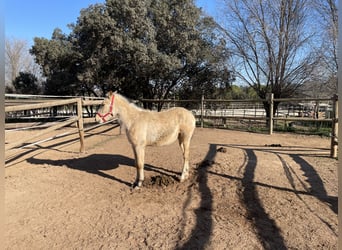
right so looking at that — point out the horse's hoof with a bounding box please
[132,180,143,189]
[180,174,189,182]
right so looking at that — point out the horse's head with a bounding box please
[95,91,117,123]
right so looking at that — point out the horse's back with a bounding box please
[147,107,195,140]
[166,107,196,133]
[164,106,194,120]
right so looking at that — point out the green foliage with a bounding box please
[30,0,231,100]
[225,85,258,99]
[12,72,41,94]
[30,29,81,95]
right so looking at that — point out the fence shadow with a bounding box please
[5,124,118,166]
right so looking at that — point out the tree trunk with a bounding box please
[263,101,280,126]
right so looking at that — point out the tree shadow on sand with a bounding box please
[27,154,179,187]
[214,143,336,247]
[177,143,288,249]
[289,154,337,214]
[241,149,287,249]
[177,144,216,250]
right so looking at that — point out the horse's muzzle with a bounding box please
[95,114,103,123]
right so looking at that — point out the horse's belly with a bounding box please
[146,129,179,146]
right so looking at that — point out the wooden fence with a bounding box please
[140,94,338,158]
[5,98,86,154]
[5,93,338,158]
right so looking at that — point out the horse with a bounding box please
[95,91,196,188]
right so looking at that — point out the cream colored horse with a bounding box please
[95,91,196,188]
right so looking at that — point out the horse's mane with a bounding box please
[115,93,144,112]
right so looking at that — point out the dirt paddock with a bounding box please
[5,125,338,249]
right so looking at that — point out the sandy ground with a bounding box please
[5,124,338,249]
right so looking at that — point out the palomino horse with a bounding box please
[95,91,196,188]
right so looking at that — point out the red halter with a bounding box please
[97,94,115,122]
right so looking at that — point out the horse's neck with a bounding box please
[115,95,140,128]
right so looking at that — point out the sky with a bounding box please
[5,0,218,46]
[5,0,105,45]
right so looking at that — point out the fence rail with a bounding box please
[140,93,338,157]
[5,93,338,158]
[5,97,85,154]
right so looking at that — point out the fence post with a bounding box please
[330,94,338,158]
[267,93,274,135]
[77,98,85,153]
[201,94,204,128]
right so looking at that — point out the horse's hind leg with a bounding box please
[132,145,145,188]
[178,133,191,182]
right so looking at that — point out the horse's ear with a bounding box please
[108,90,113,96]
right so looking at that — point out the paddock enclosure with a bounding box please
[5,95,338,249]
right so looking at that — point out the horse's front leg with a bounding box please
[133,145,145,188]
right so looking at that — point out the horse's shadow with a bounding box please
[27,154,180,187]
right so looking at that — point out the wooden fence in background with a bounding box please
[140,94,338,158]
[5,94,338,158]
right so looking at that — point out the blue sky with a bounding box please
[5,0,104,44]
[5,0,218,46]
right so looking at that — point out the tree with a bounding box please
[175,14,233,101]
[5,38,42,92]
[72,0,220,101]
[311,0,337,95]
[71,1,158,98]
[220,0,318,118]
[12,72,41,94]
[30,0,231,104]
[146,0,232,103]
[30,29,81,95]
